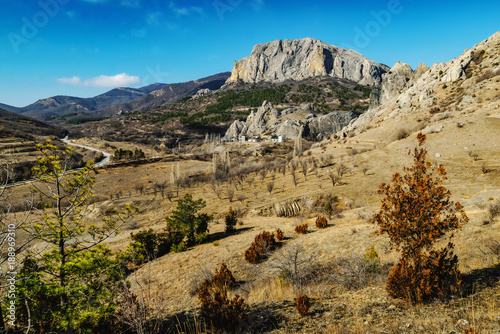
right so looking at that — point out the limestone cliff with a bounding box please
[223,101,357,141]
[226,38,389,86]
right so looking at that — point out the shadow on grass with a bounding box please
[460,263,500,296]
[208,227,254,243]
[161,301,290,334]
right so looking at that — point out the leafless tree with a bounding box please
[270,243,312,289]
[134,184,145,195]
[266,181,275,195]
[327,169,340,188]
[259,169,267,183]
[336,163,348,178]
[300,160,308,181]
[115,265,165,334]
[291,171,298,188]
[236,193,246,203]
[227,188,235,202]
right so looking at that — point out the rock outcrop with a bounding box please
[340,31,500,136]
[225,38,389,87]
[223,101,357,140]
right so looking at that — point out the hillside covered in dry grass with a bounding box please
[1,33,500,333]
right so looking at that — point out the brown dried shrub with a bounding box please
[296,294,310,316]
[275,228,285,241]
[211,262,236,291]
[315,216,328,228]
[244,231,276,264]
[198,280,246,333]
[295,224,308,234]
[373,133,468,303]
[387,243,460,303]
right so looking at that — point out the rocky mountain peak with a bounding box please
[226,38,389,86]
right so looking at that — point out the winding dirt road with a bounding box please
[61,136,112,167]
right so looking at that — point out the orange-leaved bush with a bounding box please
[275,228,285,241]
[295,223,308,234]
[198,263,246,332]
[372,133,468,303]
[244,231,276,264]
[315,216,328,228]
[296,294,310,316]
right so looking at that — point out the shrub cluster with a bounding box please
[296,295,310,316]
[295,224,308,234]
[315,216,328,228]
[125,228,182,265]
[112,148,145,161]
[244,231,276,264]
[198,263,246,333]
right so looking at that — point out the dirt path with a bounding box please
[61,136,111,167]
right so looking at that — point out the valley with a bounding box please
[1,34,500,333]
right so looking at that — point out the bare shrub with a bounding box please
[469,151,479,161]
[487,200,500,222]
[266,181,275,195]
[271,243,312,287]
[396,129,410,140]
[327,169,339,187]
[226,188,235,202]
[329,254,384,291]
[134,184,145,195]
[300,160,308,180]
[484,238,500,260]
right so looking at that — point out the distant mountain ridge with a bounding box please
[2,73,231,121]
[225,38,390,86]
[9,83,168,120]
[94,72,231,116]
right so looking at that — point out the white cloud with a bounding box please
[169,2,203,16]
[57,76,82,85]
[57,73,140,87]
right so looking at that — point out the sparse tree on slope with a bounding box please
[165,193,212,247]
[15,140,135,332]
[372,133,468,303]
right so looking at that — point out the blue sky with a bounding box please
[1,0,499,107]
